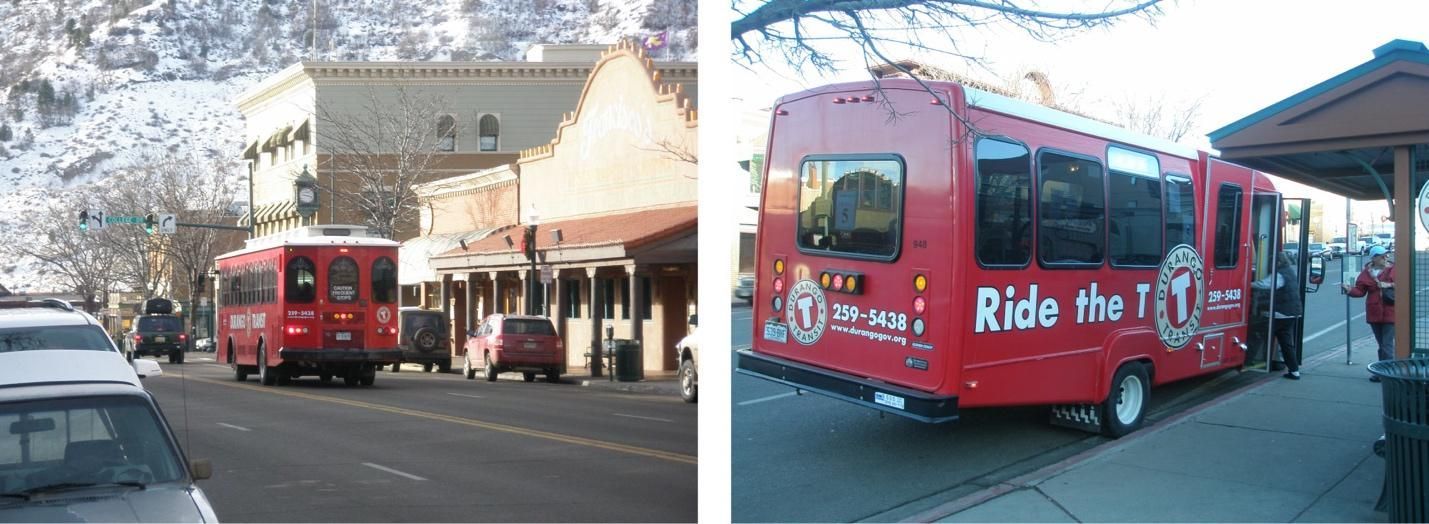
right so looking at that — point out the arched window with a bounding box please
[436,115,456,152]
[286,256,316,303]
[328,256,359,303]
[479,114,499,151]
[372,257,397,304]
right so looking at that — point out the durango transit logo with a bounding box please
[786,279,828,345]
[1155,244,1204,349]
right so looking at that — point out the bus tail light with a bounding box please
[772,296,783,312]
[819,272,830,289]
[913,296,927,315]
[912,317,926,337]
[832,274,844,291]
[773,258,785,275]
[843,275,858,293]
[914,274,928,293]
[820,270,864,295]
[773,277,785,294]
[286,325,311,335]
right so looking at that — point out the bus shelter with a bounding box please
[1209,39,1429,359]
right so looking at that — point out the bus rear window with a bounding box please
[796,156,904,259]
[328,256,359,303]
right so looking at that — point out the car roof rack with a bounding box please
[0,298,77,312]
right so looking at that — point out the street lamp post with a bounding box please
[526,205,540,316]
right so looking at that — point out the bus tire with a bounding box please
[390,362,401,372]
[360,374,375,386]
[259,346,276,386]
[343,372,359,386]
[464,355,476,379]
[1101,362,1149,438]
[484,353,498,382]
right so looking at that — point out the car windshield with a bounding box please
[1309,243,1325,250]
[0,395,185,497]
[0,326,114,353]
[403,313,443,332]
[136,317,181,332]
[1284,242,1298,251]
[502,319,556,336]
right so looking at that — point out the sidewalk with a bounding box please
[913,336,1390,523]
[426,356,682,396]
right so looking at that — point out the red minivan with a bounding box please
[463,314,564,383]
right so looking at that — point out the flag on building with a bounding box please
[643,31,668,51]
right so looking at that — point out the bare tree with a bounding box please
[732,0,1164,77]
[316,86,451,239]
[6,194,121,314]
[1112,94,1204,142]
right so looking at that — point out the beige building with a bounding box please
[427,42,698,373]
[232,45,697,240]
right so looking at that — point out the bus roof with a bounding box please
[216,225,399,260]
[963,86,1201,161]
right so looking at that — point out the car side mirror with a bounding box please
[688,314,698,327]
[467,330,477,338]
[133,359,163,379]
[1307,255,1325,292]
[190,459,212,480]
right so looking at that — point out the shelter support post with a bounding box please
[1394,145,1413,359]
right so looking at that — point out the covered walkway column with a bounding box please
[625,264,644,351]
[1394,146,1413,359]
[587,267,605,377]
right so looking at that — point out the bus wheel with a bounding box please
[259,346,276,386]
[360,367,376,386]
[1101,362,1149,438]
[343,371,360,386]
[390,362,401,373]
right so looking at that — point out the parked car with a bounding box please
[0,298,132,362]
[126,314,187,364]
[1307,242,1332,261]
[676,314,698,403]
[194,338,215,353]
[0,350,215,522]
[463,314,564,383]
[734,274,754,305]
[1283,242,1300,261]
[1328,236,1347,257]
[391,308,451,373]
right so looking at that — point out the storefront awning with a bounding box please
[429,204,697,272]
[399,229,498,286]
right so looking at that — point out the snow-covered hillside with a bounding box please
[0,0,696,292]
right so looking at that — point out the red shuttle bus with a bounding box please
[737,80,1321,436]
[216,225,401,387]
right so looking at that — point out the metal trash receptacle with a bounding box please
[611,339,643,382]
[1368,359,1429,522]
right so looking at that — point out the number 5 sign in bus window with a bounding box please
[738,80,1307,438]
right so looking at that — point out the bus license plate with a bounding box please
[336,332,351,341]
[874,392,906,410]
[763,321,788,343]
[155,336,166,343]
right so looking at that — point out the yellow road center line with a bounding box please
[170,375,697,465]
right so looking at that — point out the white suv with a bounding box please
[677,315,698,403]
[0,299,126,357]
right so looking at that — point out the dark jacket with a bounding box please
[1348,263,1395,323]
[1272,264,1303,316]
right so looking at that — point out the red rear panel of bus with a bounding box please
[754,82,959,394]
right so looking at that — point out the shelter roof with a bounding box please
[1209,39,1429,199]
[432,205,696,261]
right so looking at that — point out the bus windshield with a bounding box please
[796,156,904,259]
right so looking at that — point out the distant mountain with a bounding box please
[0,0,696,292]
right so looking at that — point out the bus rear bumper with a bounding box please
[736,349,959,423]
[278,348,403,363]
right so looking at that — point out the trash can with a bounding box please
[1368,359,1429,522]
[611,339,643,382]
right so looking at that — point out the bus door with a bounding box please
[1244,194,1310,371]
[1202,160,1254,354]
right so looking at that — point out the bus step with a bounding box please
[1049,403,1101,433]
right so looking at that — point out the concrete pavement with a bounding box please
[912,335,1391,523]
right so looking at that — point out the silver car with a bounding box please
[0,351,216,522]
[734,274,755,305]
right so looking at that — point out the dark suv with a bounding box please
[391,308,451,373]
[126,314,187,364]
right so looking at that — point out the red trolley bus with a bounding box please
[216,225,401,387]
[737,80,1322,436]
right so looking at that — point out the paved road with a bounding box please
[146,359,697,522]
[732,257,1378,522]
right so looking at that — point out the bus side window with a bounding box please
[975,138,1032,267]
[1108,170,1162,267]
[1164,175,1196,253]
[1037,151,1104,266]
[1214,184,1243,268]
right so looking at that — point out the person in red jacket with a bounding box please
[1344,245,1395,381]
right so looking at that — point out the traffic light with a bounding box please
[143,213,156,235]
[78,210,89,231]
